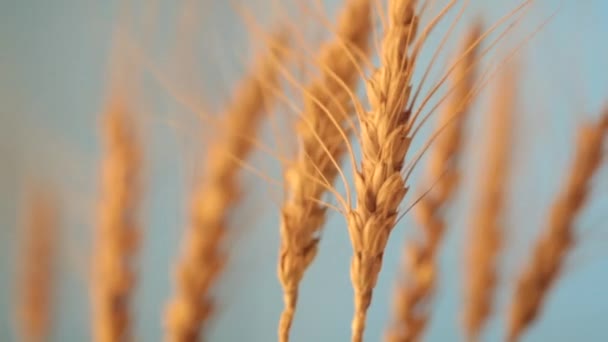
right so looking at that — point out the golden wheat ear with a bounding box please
[506,111,608,342]
[164,31,288,342]
[463,63,517,340]
[18,186,59,342]
[346,0,427,340]
[385,22,482,342]
[276,0,373,340]
[93,103,142,342]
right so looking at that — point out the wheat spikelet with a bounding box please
[18,187,58,342]
[507,111,608,342]
[463,67,516,340]
[93,103,141,342]
[386,24,481,342]
[277,0,372,340]
[347,1,419,341]
[165,33,287,342]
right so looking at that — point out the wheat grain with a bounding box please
[164,32,287,342]
[463,67,516,340]
[386,24,481,342]
[277,1,372,340]
[347,1,419,341]
[507,111,608,342]
[93,104,141,342]
[18,187,58,342]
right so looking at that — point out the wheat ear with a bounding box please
[93,104,141,342]
[18,187,58,342]
[165,33,287,342]
[347,1,419,341]
[507,111,608,342]
[277,0,372,340]
[463,67,516,340]
[386,24,481,342]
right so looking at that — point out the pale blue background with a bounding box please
[1,0,608,341]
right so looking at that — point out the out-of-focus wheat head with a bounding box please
[507,111,608,342]
[93,101,142,342]
[165,32,288,342]
[277,0,372,340]
[18,187,58,342]
[347,1,419,341]
[463,65,516,340]
[386,23,482,342]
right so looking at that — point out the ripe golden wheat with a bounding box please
[277,0,372,340]
[18,187,58,342]
[507,111,608,342]
[387,23,482,342]
[164,32,288,342]
[11,1,608,342]
[93,102,142,342]
[346,0,431,340]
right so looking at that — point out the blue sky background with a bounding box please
[1,0,608,341]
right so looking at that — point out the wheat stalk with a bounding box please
[277,0,372,340]
[18,187,58,342]
[507,111,608,342]
[386,24,481,342]
[93,104,141,342]
[463,67,516,340]
[164,33,287,342]
[347,1,419,341]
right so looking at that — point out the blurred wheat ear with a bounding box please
[18,186,59,342]
[164,31,288,342]
[92,103,142,342]
[507,110,608,342]
[386,22,482,342]
[463,62,517,340]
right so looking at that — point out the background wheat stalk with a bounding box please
[92,103,141,342]
[18,187,58,342]
[463,66,516,339]
[277,0,372,340]
[386,24,481,342]
[507,111,608,342]
[164,33,287,342]
[347,1,419,341]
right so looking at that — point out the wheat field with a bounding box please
[1,0,608,341]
